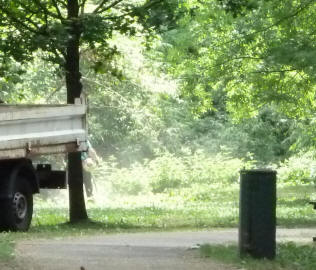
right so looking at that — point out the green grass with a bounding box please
[199,242,316,270]
[277,185,316,227]
[0,234,14,261]
[1,183,316,265]
[30,184,316,231]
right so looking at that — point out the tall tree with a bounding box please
[160,0,316,119]
[0,0,175,222]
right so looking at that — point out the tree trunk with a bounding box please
[66,0,88,222]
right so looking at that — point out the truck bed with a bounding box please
[0,99,87,160]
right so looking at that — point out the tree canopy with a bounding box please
[159,0,316,119]
[0,1,162,61]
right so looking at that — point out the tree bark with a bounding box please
[66,0,88,222]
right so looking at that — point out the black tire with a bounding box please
[2,177,33,231]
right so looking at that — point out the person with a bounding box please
[81,140,100,199]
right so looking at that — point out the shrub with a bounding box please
[148,153,189,193]
[277,152,316,186]
[95,151,244,196]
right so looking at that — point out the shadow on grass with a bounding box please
[31,206,239,235]
[200,242,316,270]
[29,219,145,235]
[30,200,316,235]
[29,218,208,236]
[277,217,316,228]
[278,198,310,207]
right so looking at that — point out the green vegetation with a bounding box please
[0,234,14,261]
[159,0,316,120]
[32,187,316,231]
[200,243,316,270]
[0,163,315,263]
[1,179,315,262]
[1,0,316,269]
[33,183,316,231]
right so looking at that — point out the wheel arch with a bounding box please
[0,159,39,199]
[9,159,39,195]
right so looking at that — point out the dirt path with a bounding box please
[12,228,316,270]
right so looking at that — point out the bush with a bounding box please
[92,157,151,195]
[149,151,243,193]
[95,151,244,196]
[148,153,189,193]
[277,152,316,186]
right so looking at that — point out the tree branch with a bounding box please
[51,48,65,63]
[51,0,65,20]
[217,0,314,48]
[93,0,108,14]
[213,56,263,68]
[56,0,68,9]
[1,1,42,31]
[45,78,65,102]
[251,69,298,74]
[0,6,39,34]
[80,0,88,15]
[57,48,67,59]
[18,1,40,17]
[93,0,123,14]
[102,0,163,20]
[32,0,62,20]
[141,0,163,10]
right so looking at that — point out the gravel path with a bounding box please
[9,228,316,270]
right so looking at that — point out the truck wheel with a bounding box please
[3,177,33,231]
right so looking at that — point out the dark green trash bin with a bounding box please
[239,169,277,259]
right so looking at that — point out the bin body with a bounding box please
[239,169,276,259]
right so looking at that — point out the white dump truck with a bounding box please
[0,98,87,231]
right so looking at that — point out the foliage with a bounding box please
[149,151,242,193]
[0,2,302,166]
[2,0,316,222]
[85,152,316,228]
[277,152,316,186]
[81,34,296,165]
[0,0,177,65]
[91,151,243,195]
[158,0,316,121]
[238,106,296,163]
[103,160,150,195]
[1,48,298,167]
[80,35,165,160]
[0,55,64,103]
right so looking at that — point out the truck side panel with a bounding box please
[0,101,87,160]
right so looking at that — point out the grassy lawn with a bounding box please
[31,184,316,230]
[1,183,316,268]
[199,243,316,270]
[0,234,15,261]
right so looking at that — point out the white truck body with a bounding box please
[0,99,89,232]
[0,99,87,160]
